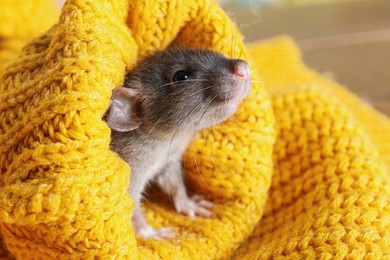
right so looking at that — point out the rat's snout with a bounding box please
[225,59,251,100]
[203,58,251,104]
[231,60,250,79]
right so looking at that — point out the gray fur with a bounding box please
[107,48,251,238]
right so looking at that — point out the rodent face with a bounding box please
[118,48,251,137]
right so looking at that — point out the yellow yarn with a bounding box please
[0,0,273,259]
[232,38,390,259]
[0,0,58,69]
[1,1,389,259]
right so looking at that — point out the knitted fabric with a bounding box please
[0,1,58,257]
[0,0,58,69]
[0,0,274,259]
[232,38,390,259]
[1,1,389,259]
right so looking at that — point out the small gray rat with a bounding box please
[106,48,251,239]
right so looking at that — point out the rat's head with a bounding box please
[106,48,251,137]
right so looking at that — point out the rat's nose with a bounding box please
[231,60,250,78]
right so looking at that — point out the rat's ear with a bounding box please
[106,86,142,132]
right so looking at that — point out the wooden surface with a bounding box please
[228,0,390,116]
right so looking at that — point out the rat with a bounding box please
[105,48,251,239]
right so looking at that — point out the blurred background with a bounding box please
[219,0,390,116]
[54,0,389,116]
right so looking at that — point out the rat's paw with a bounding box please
[136,225,176,240]
[174,194,214,218]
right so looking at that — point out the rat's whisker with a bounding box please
[231,117,239,124]
[226,93,239,122]
[230,31,233,59]
[172,84,215,96]
[231,113,239,123]
[192,141,205,189]
[251,79,265,84]
[194,95,218,133]
[233,26,238,59]
[192,96,218,191]
[238,43,244,60]
[145,115,164,138]
[193,144,213,192]
[220,123,232,169]
[229,17,237,59]
[231,19,245,60]
[206,112,219,177]
[167,84,217,106]
[241,95,249,112]
[156,79,209,89]
[231,23,236,59]
[167,95,212,161]
[185,85,216,98]
[167,95,214,192]
[190,118,214,193]
[164,49,178,63]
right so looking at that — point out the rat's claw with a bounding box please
[191,195,214,209]
[185,208,196,219]
[154,227,176,239]
[174,194,214,218]
[136,225,176,240]
[190,204,213,218]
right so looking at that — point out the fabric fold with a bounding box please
[0,0,274,258]
[1,0,389,259]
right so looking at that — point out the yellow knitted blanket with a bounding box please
[0,0,389,259]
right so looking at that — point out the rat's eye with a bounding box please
[173,70,191,82]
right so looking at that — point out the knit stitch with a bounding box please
[0,0,273,259]
[1,0,390,259]
[232,38,390,259]
[0,0,58,70]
